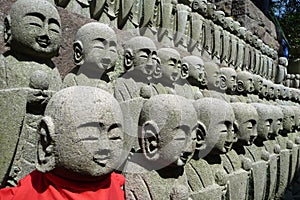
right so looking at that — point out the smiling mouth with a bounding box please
[93,156,110,167]
[171,72,179,81]
[36,38,50,48]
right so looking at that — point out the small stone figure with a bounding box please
[219,67,237,95]
[0,86,127,199]
[63,22,118,91]
[114,36,158,101]
[124,94,198,200]
[0,0,63,187]
[275,57,288,84]
[231,71,254,102]
[175,55,205,99]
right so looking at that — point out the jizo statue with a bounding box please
[124,94,198,200]
[0,86,128,199]
[63,22,118,89]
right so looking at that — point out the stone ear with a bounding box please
[124,48,134,70]
[237,80,244,93]
[4,16,11,45]
[73,40,84,66]
[36,116,56,173]
[219,75,227,91]
[139,120,160,162]
[195,121,207,149]
[181,63,189,79]
[233,120,239,142]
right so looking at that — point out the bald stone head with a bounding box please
[280,105,295,134]
[193,98,235,154]
[5,0,62,60]
[236,71,254,94]
[37,86,126,181]
[220,67,237,94]
[123,36,158,76]
[156,48,181,82]
[231,103,258,145]
[269,105,283,138]
[251,103,273,141]
[181,55,207,87]
[203,61,221,90]
[73,22,118,78]
[138,94,197,168]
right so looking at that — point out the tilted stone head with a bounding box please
[181,55,207,87]
[203,61,220,90]
[251,103,273,141]
[73,22,118,78]
[138,94,198,168]
[231,102,258,145]
[253,74,263,94]
[269,105,283,138]
[156,48,181,82]
[280,105,295,134]
[36,86,126,181]
[123,36,158,76]
[236,71,254,94]
[279,57,288,67]
[5,0,62,60]
[191,0,208,15]
[220,67,237,93]
[193,98,235,155]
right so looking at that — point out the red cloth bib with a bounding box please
[0,170,125,200]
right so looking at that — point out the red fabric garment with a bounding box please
[0,170,125,200]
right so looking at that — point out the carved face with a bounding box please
[270,106,283,138]
[237,71,254,94]
[192,0,207,15]
[281,106,295,133]
[220,68,237,92]
[252,103,273,140]
[125,37,158,76]
[157,48,181,82]
[194,98,235,154]
[78,23,118,72]
[232,103,258,145]
[140,95,198,168]
[51,88,125,177]
[253,75,263,94]
[273,84,281,99]
[9,0,62,59]
[182,55,207,86]
[204,62,220,90]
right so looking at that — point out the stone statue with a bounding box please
[124,94,198,200]
[176,55,205,99]
[231,102,265,200]
[0,0,63,187]
[263,105,283,199]
[275,57,288,84]
[228,20,240,69]
[0,86,127,199]
[174,4,191,50]
[219,67,237,95]
[188,0,207,55]
[201,3,215,60]
[236,26,247,71]
[114,36,158,101]
[231,71,254,102]
[63,22,117,92]
[1,0,62,89]
[118,0,140,29]
[157,0,178,46]
[211,10,225,63]
[155,48,181,89]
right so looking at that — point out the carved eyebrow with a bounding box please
[108,123,122,132]
[25,12,45,21]
[78,122,104,129]
[49,18,61,28]
[109,41,117,47]
[175,125,190,133]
